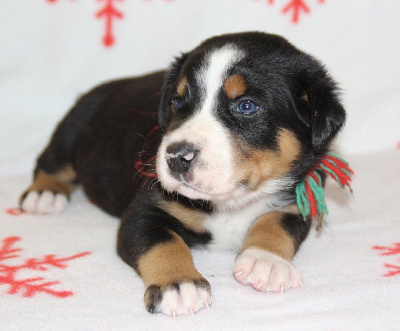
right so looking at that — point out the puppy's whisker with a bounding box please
[133,167,146,178]
[146,178,157,190]
[149,178,159,190]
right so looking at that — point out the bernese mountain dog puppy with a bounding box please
[20,32,346,317]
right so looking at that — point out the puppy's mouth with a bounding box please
[156,127,238,201]
[174,185,236,202]
[180,182,235,199]
[158,171,237,201]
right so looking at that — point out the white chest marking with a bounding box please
[204,199,274,251]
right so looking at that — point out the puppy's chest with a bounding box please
[203,200,272,251]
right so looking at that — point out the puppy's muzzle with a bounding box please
[166,141,198,178]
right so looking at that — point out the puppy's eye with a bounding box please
[236,100,259,115]
[171,97,183,109]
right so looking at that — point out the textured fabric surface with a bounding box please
[1,152,399,330]
[1,1,399,330]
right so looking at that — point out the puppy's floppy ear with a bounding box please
[299,58,346,154]
[158,53,188,131]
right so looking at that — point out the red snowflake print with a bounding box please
[46,0,175,47]
[373,243,400,256]
[0,236,91,298]
[5,207,26,216]
[254,0,325,23]
[96,0,124,47]
[381,264,400,277]
[372,242,400,277]
[47,0,123,47]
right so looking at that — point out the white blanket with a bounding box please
[1,0,399,329]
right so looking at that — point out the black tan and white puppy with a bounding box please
[20,32,346,317]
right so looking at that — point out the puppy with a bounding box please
[20,32,346,317]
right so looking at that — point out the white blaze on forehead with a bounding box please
[198,45,244,114]
[157,45,245,199]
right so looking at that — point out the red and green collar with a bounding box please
[295,152,354,230]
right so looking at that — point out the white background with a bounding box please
[1,0,399,166]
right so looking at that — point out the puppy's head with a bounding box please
[156,32,345,208]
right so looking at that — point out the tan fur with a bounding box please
[137,232,203,287]
[223,74,247,99]
[234,128,301,190]
[240,212,295,261]
[177,77,188,97]
[27,165,77,196]
[161,201,207,233]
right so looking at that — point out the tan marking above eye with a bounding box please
[223,74,247,99]
[177,76,188,97]
[233,128,301,190]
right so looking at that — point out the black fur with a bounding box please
[24,32,346,314]
[67,72,165,216]
[281,213,312,253]
[117,189,212,273]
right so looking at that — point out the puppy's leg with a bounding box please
[234,211,311,293]
[118,199,212,317]
[20,160,77,214]
[20,81,121,214]
[20,115,82,214]
[19,111,81,214]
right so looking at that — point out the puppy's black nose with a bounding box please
[166,141,198,175]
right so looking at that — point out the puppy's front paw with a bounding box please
[20,190,68,214]
[233,248,303,293]
[144,279,212,317]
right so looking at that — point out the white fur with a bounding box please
[53,194,68,213]
[233,248,303,293]
[36,190,54,213]
[213,177,295,212]
[156,46,244,201]
[204,199,268,251]
[199,46,244,115]
[21,190,68,214]
[21,191,40,213]
[158,283,212,317]
[204,190,295,251]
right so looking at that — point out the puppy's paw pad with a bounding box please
[234,248,302,293]
[20,190,68,214]
[145,279,212,317]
